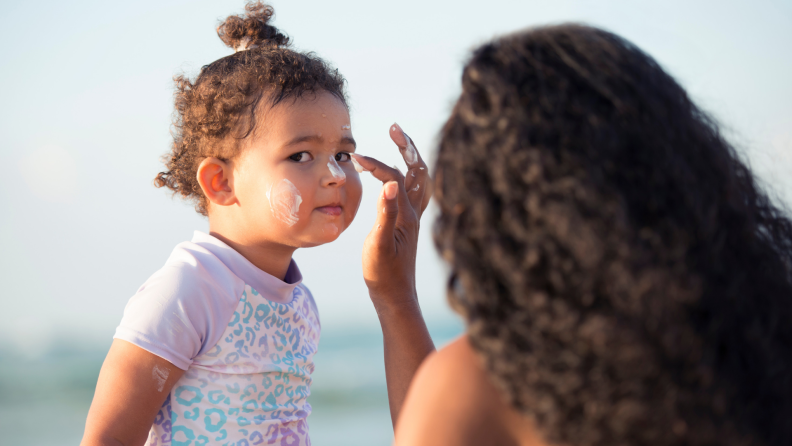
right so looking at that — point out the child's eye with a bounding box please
[335,152,351,162]
[289,152,313,163]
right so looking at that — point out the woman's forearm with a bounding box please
[374,295,436,427]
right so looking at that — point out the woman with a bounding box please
[370,24,792,446]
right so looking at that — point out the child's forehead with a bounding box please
[258,93,351,136]
[267,92,349,123]
[249,93,353,149]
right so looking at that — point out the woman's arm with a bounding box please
[80,339,185,446]
[353,124,435,427]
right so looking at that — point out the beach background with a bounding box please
[1,0,790,444]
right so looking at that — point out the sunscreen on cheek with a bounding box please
[266,179,303,226]
[323,223,340,237]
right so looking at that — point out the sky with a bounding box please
[0,0,790,357]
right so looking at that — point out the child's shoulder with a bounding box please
[144,239,245,296]
[114,239,246,368]
[131,238,247,321]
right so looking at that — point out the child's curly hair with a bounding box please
[435,24,792,446]
[154,1,347,215]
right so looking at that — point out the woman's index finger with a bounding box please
[350,153,403,184]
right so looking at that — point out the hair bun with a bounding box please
[217,1,289,51]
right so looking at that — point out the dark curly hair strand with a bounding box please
[435,24,792,446]
[154,1,347,215]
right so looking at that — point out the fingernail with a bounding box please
[391,123,407,146]
[384,181,398,200]
[350,154,368,173]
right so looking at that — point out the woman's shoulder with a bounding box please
[395,335,542,446]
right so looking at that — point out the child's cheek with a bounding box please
[266,178,303,227]
[345,172,363,224]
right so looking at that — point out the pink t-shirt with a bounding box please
[114,231,321,446]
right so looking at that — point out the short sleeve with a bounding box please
[114,243,245,370]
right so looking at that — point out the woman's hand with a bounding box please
[352,123,435,428]
[352,123,432,312]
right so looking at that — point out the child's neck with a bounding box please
[208,228,297,282]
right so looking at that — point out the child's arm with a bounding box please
[80,339,185,446]
[353,125,436,427]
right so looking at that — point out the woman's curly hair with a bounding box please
[154,1,347,215]
[434,24,792,446]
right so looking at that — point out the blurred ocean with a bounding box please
[0,318,463,446]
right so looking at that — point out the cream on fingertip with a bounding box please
[402,133,418,165]
[350,154,368,173]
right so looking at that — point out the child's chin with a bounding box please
[297,227,343,247]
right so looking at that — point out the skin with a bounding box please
[81,91,435,445]
[198,91,363,280]
[354,123,435,426]
[394,335,545,446]
[358,126,541,445]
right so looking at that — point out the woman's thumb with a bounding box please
[373,181,400,249]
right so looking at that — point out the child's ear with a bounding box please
[197,157,236,207]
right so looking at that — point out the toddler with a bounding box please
[80,3,367,445]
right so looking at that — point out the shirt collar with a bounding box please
[191,231,303,304]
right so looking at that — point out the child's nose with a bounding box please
[325,157,347,186]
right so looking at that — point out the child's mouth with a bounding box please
[315,205,343,216]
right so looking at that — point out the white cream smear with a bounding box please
[403,133,418,165]
[351,156,368,173]
[412,184,420,192]
[341,125,351,130]
[266,179,303,226]
[328,158,346,180]
[152,365,169,392]
[323,223,340,236]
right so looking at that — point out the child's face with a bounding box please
[231,91,362,248]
